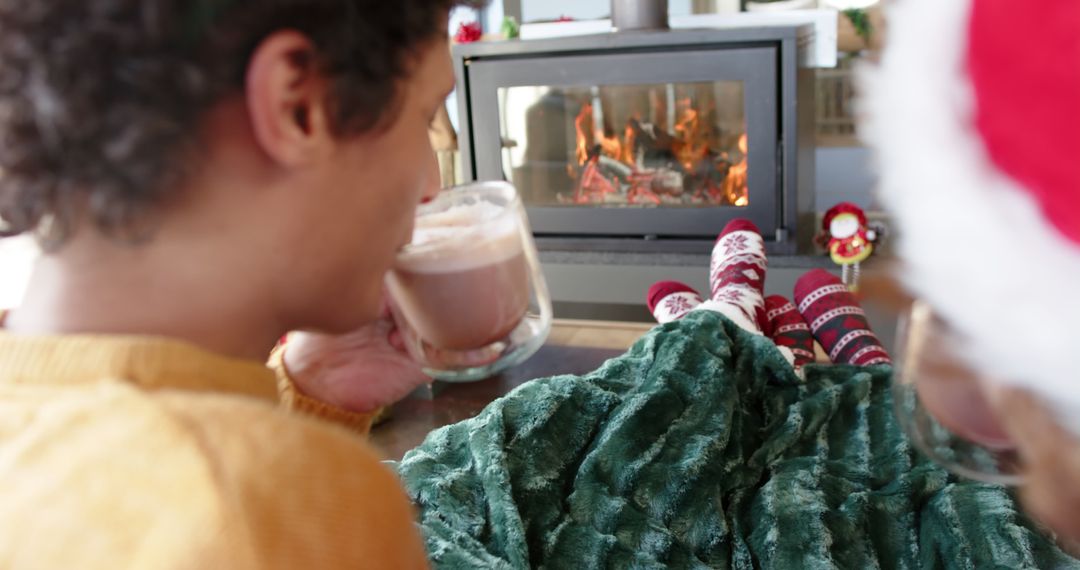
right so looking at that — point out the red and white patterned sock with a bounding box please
[765,295,817,369]
[709,219,768,332]
[647,281,703,324]
[794,269,892,366]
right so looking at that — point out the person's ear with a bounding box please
[245,30,334,167]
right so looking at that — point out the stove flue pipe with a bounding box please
[611,0,670,31]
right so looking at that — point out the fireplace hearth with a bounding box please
[453,25,816,254]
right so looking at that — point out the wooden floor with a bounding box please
[547,318,654,351]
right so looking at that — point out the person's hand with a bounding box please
[282,301,431,414]
[989,388,1080,546]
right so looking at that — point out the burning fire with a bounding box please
[622,124,636,164]
[673,98,708,170]
[724,133,749,207]
[570,99,748,207]
[574,103,594,165]
[599,133,623,163]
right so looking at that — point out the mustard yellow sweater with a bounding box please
[0,323,428,569]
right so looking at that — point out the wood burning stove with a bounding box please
[452,25,816,254]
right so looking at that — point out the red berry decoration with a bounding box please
[454,21,482,44]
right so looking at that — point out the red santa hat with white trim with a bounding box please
[861,0,1080,432]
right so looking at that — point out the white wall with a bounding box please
[449,4,506,35]
[521,0,692,23]
[0,237,36,309]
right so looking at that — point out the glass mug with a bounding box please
[892,300,1023,485]
[386,181,552,382]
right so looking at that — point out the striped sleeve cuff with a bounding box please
[268,342,376,437]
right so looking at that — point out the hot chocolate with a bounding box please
[387,201,530,351]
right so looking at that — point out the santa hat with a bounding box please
[861,0,1080,433]
[822,202,868,232]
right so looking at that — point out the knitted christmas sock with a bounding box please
[765,295,817,369]
[647,281,703,324]
[794,269,892,366]
[709,219,768,332]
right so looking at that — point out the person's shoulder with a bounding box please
[153,389,402,499]
[22,384,427,569]
[3,380,428,568]
[3,382,418,568]
[151,390,429,568]
[157,388,380,464]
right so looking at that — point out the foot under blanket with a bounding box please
[397,311,1078,569]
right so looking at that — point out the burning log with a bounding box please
[627,118,679,165]
[568,97,749,207]
[574,145,620,204]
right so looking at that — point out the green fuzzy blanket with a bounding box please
[397,311,1078,569]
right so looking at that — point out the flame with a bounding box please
[576,102,636,167]
[724,133,749,207]
[622,123,636,165]
[674,98,698,134]
[599,133,622,162]
[574,103,594,165]
[569,98,749,207]
[673,98,708,170]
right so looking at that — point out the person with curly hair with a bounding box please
[0,0,478,567]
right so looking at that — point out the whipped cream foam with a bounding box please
[396,200,523,273]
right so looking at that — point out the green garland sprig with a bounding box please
[843,8,874,45]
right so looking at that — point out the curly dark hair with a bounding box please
[0,0,479,247]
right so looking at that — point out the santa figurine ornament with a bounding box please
[820,202,876,288]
